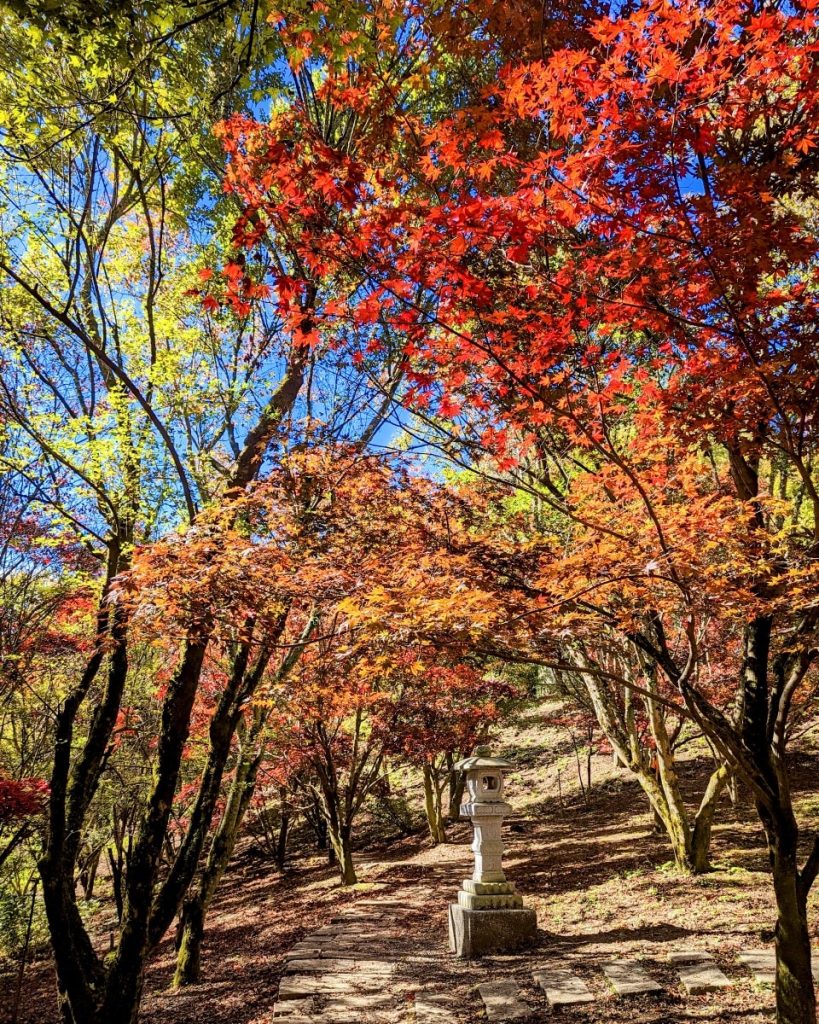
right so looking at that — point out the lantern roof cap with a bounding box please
[454,753,513,772]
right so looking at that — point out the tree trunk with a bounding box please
[770,830,816,1024]
[329,825,357,885]
[447,757,465,821]
[577,649,726,874]
[106,847,125,924]
[690,764,731,873]
[737,611,816,1024]
[422,765,446,845]
[85,849,100,901]
[275,787,291,872]
[147,632,273,949]
[172,898,205,990]
[96,636,209,1024]
[172,728,264,988]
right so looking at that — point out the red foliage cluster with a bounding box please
[0,776,49,825]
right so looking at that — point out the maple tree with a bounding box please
[390,660,515,844]
[109,444,500,977]
[216,3,819,1021]
[399,7,819,1020]
[127,447,503,887]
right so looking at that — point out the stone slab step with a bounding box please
[301,936,394,950]
[602,960,663,997]
[415,992,460,1023]
[738,951,776,986]
[668,950,714,965]
[273,998,314,1016]
[669,953,731,994]
[278,973,386,999]
[324,992,397,1011]
[285,957,393,975]
[738,949,819,985]
[533,968,594,1006]
[356,899,406,906]
[331,917,397,925]
[322,1009,400,1024]
[291,947,365,960]
[477,980,530,1021]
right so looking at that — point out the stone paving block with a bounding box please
[273,997,315,1015]
[337,910,396,918]
[316,948,365,960]
[668,950,713,965]
[671,954,728,995]
[739,950,775,985]
[324,992,396,1010]
[533,968,594,1007]
[670,953,731,995]
[355,899,405,909]
[305,945,383,959]
[602,960,663,997]
[277,973,384,999]
[319,928,396,939]
[323,1013,396,1024]
[322,1006,398,1024]
[285,957,393,975]
[477,979,530,1021]
[323,1000,399,1022]
[415,992,460,1023]
[329,947,371,956]
[332,915,388,924]
[738,949,819,985]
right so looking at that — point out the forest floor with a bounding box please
[4,702,819,1024]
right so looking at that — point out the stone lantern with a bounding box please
[448,750,537,958]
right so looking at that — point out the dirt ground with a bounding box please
[3,704,818,1024]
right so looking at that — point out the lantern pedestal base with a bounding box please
[448,904,537,959]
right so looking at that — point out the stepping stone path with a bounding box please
[477,979,530,1021]
[602,959,663,997]
[738,949,819,986]
[534,967,594,1006]
[272,884,788,1022]
[669,951,732,995]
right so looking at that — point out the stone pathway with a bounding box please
[275,901,413,1022]
[272,878,790,1022]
